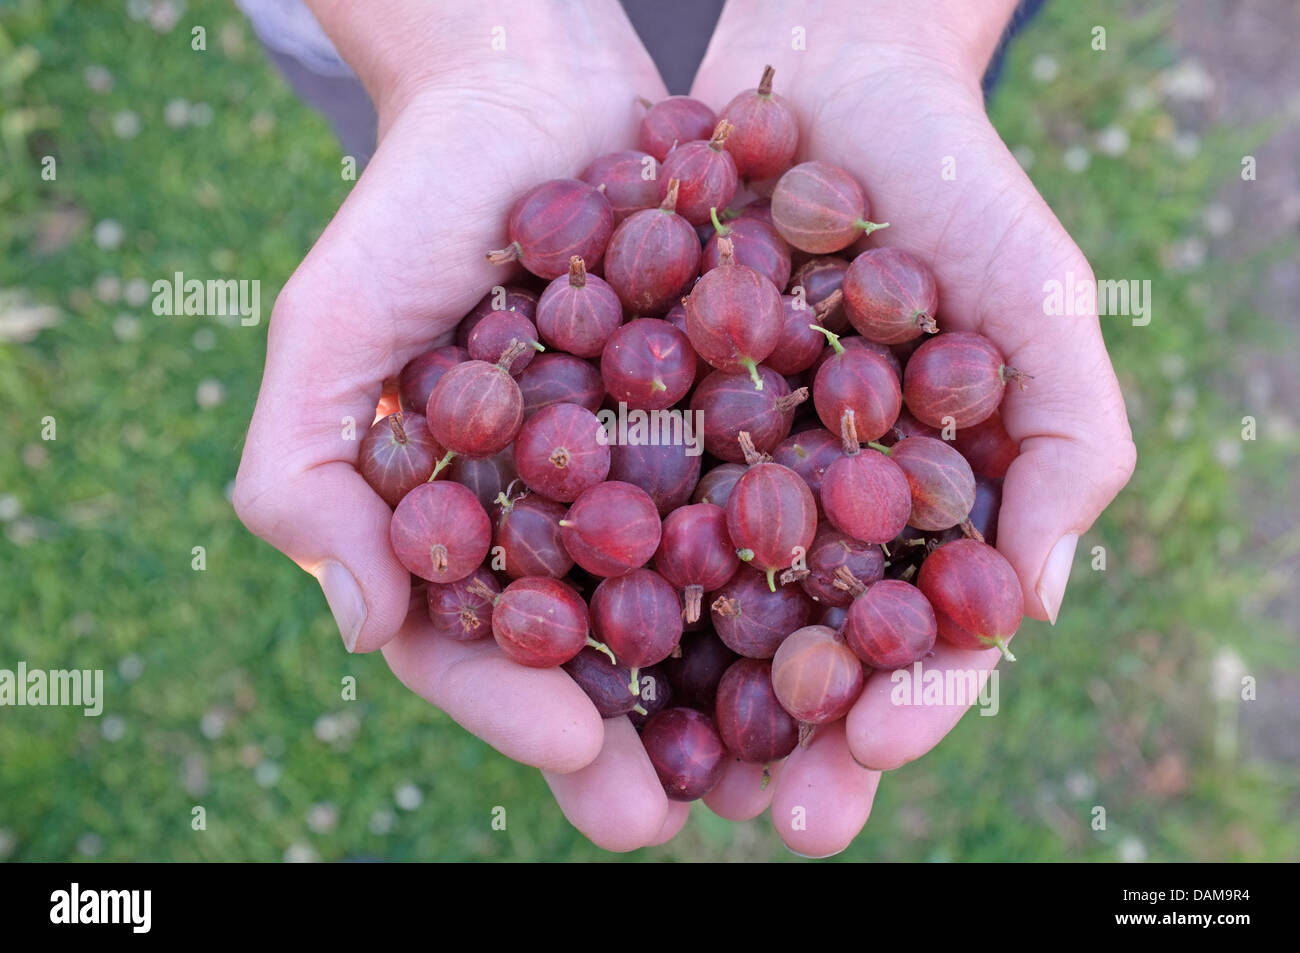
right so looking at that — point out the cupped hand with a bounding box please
[233,5,695,850]
[689,11,1136,855]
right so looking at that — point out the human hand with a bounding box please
[233,2,697,849]
[687,0,1137,855]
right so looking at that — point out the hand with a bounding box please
[688,0,1137,855]
[233,2,696,850]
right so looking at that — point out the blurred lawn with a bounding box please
[1,0,1296,862]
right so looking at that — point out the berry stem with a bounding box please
[853,219,891,236]
[812,289,844,320]
[684,584,703,623]
[960,518,986,543]
[986,636,1017,662]
[867,441,893,455]
[832,565,866,596]
[496,340,528,373]
[735,430,770,466]
[774,387,808,413]
[839,410,861,455]
[660,178,682,212]
[632,703,648,716]
[711,595,739,618]
[466,578,499,604]
[568,255,587,288]
[585,636,617,664]
[708,119,735,150]
[485,241,522,265]
[430,449,456,480]
[765,567,777,592]
[1000,365,1032,390]
[627,665,640,697]
[388,412,409,445]
[740,356,764,391]
[716,236,736,267]
[757,64,775,97]
[809,323,845,355]
[709,206,731,238]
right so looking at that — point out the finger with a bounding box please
[768,720,881,857]
[232,115,541,654]
[646,801,692,847]
[542,716,673,852]
[846,642,1003,771]
[382,610,605,774]
[233,276,415,653]
[704,758,782,821]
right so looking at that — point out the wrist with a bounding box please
[705,0,1017,95]
[304,0,651,121]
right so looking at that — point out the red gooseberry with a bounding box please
[685,237,783,389]
[770,160,888,254]
[389,481,491,582]
[718,65,799,182]
[771,624,865,725]
[711,566,815,658]
[425,344,527,464]
[659,119,739,226]
[559,481,662,577]
[715,657,799,764]
[601,318,696,410]
[725,432,818,591]
[358,411,442,508]
[535,256,623,359]
[654,503,741,623]
[917,538,1024,659]
[903,331,1026,429]
[641,707,727,801]
[486,576,593,668]
[837,573,937,670]
[427,566,500,642]
[487,178,615,279]
[842,247,939,344]
[820,411,912,545]
[513,403,610,502]
[603,179,702,315]
[810,324,902,443]
[580,150,662,221]
[887,435,977,532]
[492,489,574,580]
[637,96,717,162]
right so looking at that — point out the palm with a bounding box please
[684,54,1132,854]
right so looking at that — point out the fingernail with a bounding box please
[317,560,365,652]
[787,845,847,860]
[1035,534,1079,625]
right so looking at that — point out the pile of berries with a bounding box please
[361,67,1026,802]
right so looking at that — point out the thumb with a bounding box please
[994,271,1137,623]
[234,271,414,653]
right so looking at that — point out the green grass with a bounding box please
[1,0,1296,862]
